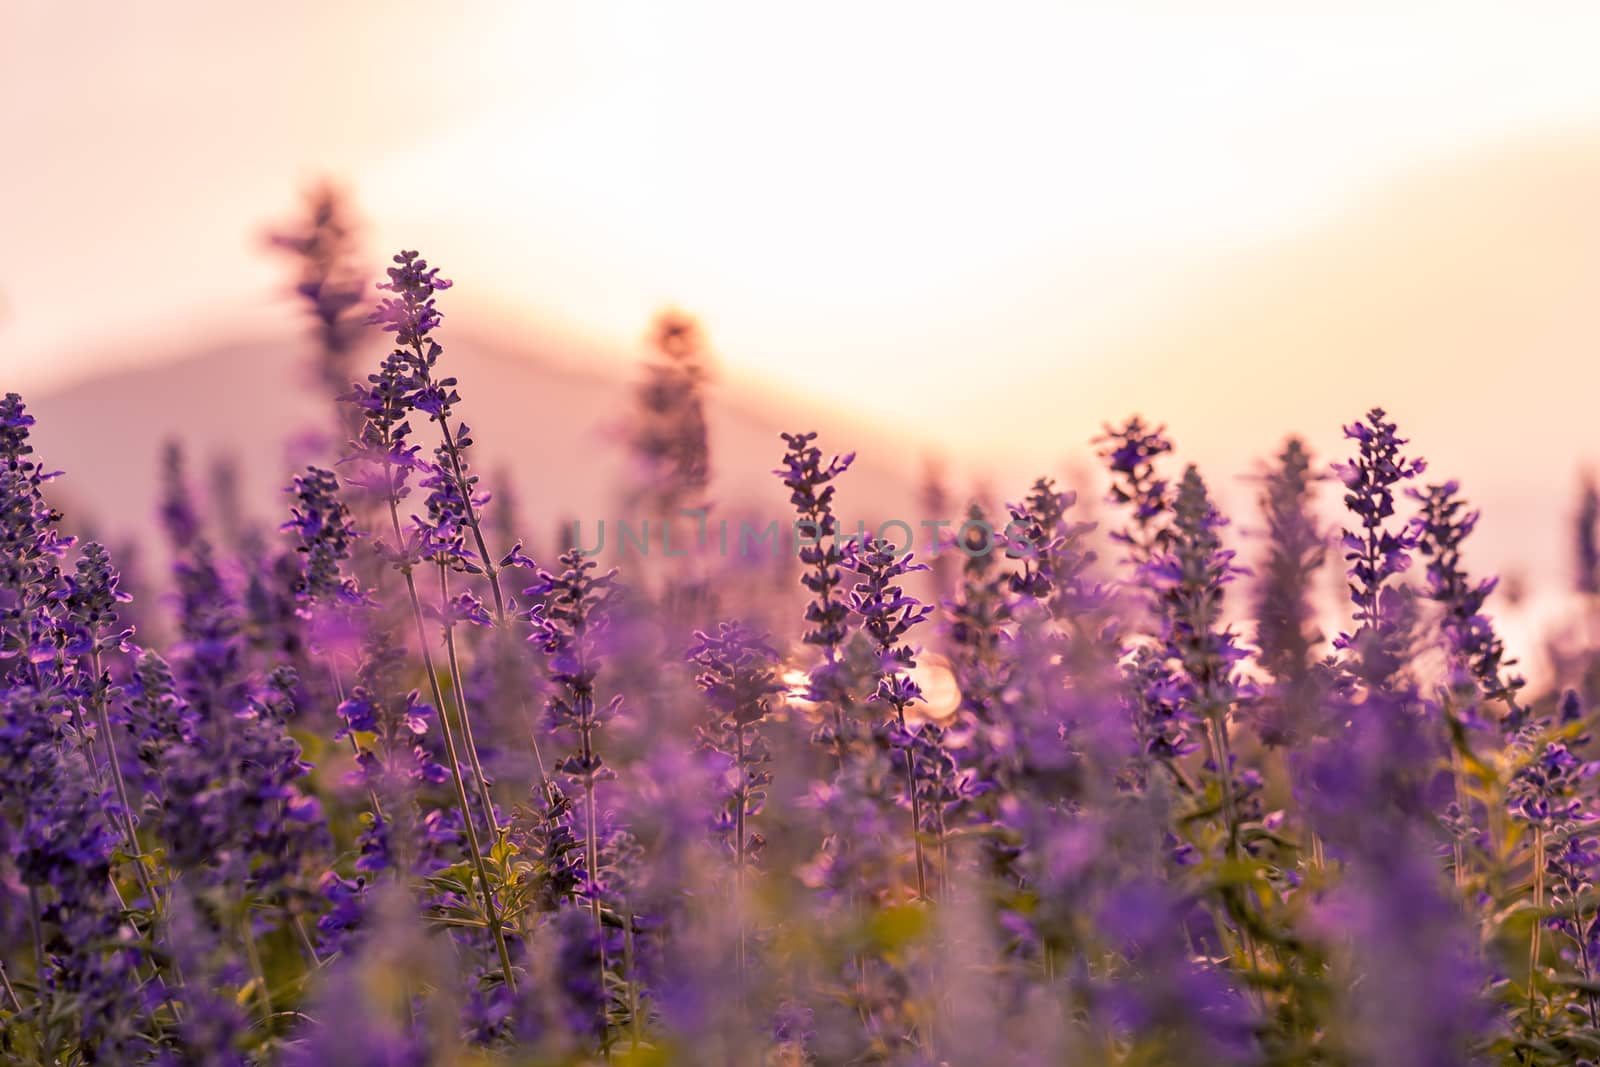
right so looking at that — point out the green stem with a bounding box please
[384,482,516,992]
[327,655,386,822]
[293,913,323,969]
[420,346,556,804]
[897,713,928,902]
[1528,826,1545,1031]
[1206,710,1262,999]
[90,648,162,919]
[735,724,748,980]
[241,911,273,1025]
[437,564,500,831]
[625,911,642,1046]
[0,959,20,1014]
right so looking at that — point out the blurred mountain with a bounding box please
[26,324,928,571]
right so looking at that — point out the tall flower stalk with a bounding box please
[416,448,501,831]
[369,251,553,797]
[945,502,1013,734]
[1412,478,1526,898]
[1097,415,1175,569]
[775,432,856,768]
[1411,479,1526,730]
[267,182,370,441]
[65,543,162,917]
[1145,467,1257,968]
[846,539,935,901]
[688,621,782,975]
[1251,438,1328,750]
[527,548,623,1032]
[629,310,714,629]
[343,260,516,992]
[1332,407,1426,690]
[1162,467,1248,819]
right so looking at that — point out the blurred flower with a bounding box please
[1251,437,1329,748]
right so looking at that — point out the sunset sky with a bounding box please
[10,3,1600,441]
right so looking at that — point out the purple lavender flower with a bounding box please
[944,502,1014,730]
[1005,477,1106,628]
[528,548,622,803]
[1137,466,1274,971]
[512,777,586,913]
[344,251,519,994]
[1332,407,1426,686]
[340,350,426,530]
[775,432,855,660]
[414,448,486,574]
[3,683,155,1061]
[61,541,133,660]
[0,394,74,680]
[161,446,253,728]
[122,649,190,787]
[774,430,864,784]
[368,249,452,350]
[337,629,451,803]
[156,664,329,901]
[1535,700,1600,1030]
[318,627,451,955]
[686,621,781,998]
[360,253,515,634]
[158,887,254,1065]
[282,465,366,610]
[1126,642,1202,773]
[1411,479,1525,728]
[1096,415,1174,566]
[1142,468,1252,790]
[688,621,781,874]
[845,537,935,898]
[526,546,623,1026]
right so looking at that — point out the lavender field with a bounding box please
[5,223,1600,1066]
[18,10,1600,1065]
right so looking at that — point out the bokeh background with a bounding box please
[8,2,1600,673]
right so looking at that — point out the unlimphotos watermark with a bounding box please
[564,509,1044,561]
